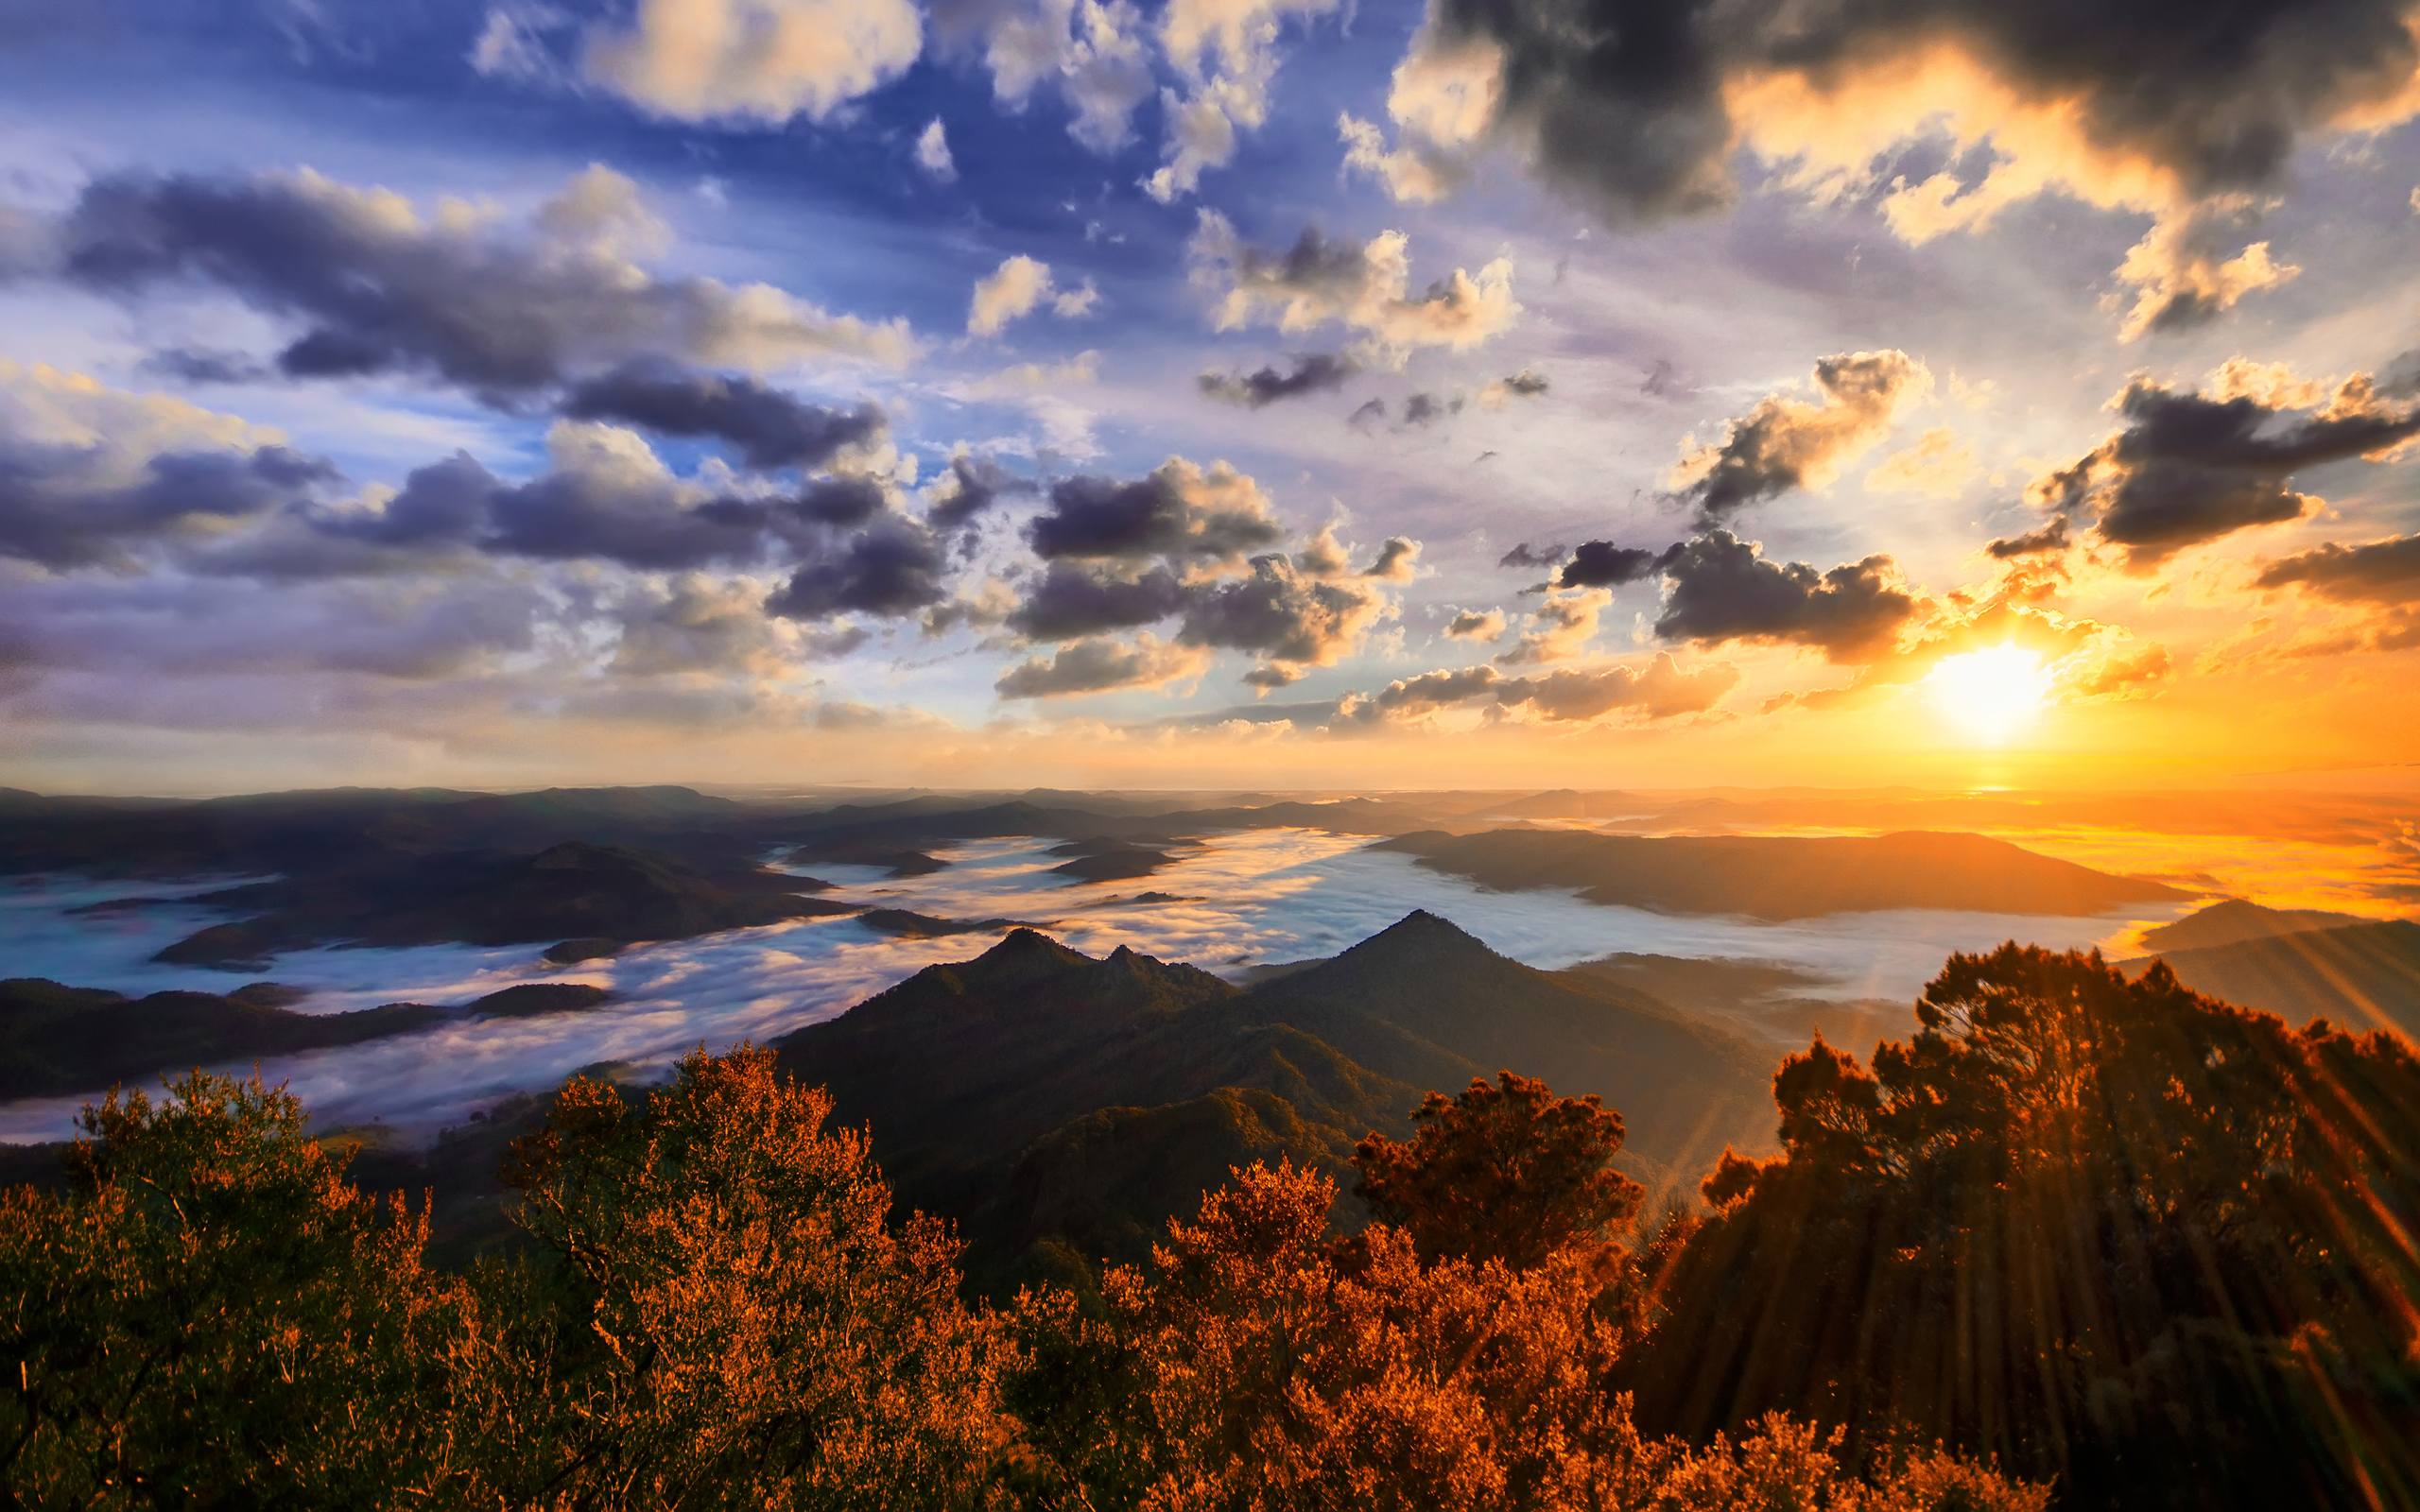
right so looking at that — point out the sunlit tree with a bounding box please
[1635,944,2420,1508]
[0,1074,487,1504]
[1353,1071,1646,1271]
[491,1045,1016,1510]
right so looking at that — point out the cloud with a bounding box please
[2113,198,2301,340]
[1654,529,1919,662]
[766,513,948,619]
[2063,644,2171,701]
[1477,368,1547,408]
[1334,27,1500,202]
[560,361,885,471]
[1496,541,1565,570]
[925,453,1033,531]
[608,574,799,679]
[2256,533,2420,604]
[0,570,546,686]
[1178,552,1388,666]
[1864,426,1979,498]
[138,347,273,386]
[1187,211,1518,365]
[1984,517,2071,560]
[1028,457,1284,565]
[579,0,922,126]
[994,630,1208,696]
[1335,651,1736,725]
[968,254,1095,336]
[933,0,1155,153]
[0,360,335,569]
[1197,352,1357,407]
[39,164,915,396]
[2031,369,2420,565]
[1006,562,1190,639]
[1501,654,1738,721]
[916,118,959,181]
[1398,0,2420,225]
[1399,391,1463,427]
[1443,607,1505,640]
[1558,541,1664,589]
[1146,0,1341,201]
[1360,536,1421,582]
[1495,585,1609,664]
[1669,351,1928,522]
[1384,0,2417,336]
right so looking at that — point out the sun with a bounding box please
[1926,644,2052,745]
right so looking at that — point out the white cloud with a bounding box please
[968,255,1098,336]
[580,0,922,126]
[915,118,958,181]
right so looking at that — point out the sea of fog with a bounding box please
[0,828,2190,1143]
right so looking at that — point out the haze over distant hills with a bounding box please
[2125,901,2420,1040]
[1377,828,2186,919]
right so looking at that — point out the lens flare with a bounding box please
[1927,644,2051,745]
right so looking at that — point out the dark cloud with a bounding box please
[1559,540,1665,588]
[1241,664,1304,690]
[925,455,1031,531]
[1654,529,1918,662]
[2255,534,2420,603]
[137,346,272,385]
[1347,398,1389,429]
[1497,541,1566,570]
[2035,373,2420,563]
[1006,563,1189,640]
[1362,537,1421,582]
[560,362,885,471]
[0,437,336,569]
[1414,0,2420,224]
[1985,517,2071,559]
[766,515,948,620]
[1028,459,1283,565]
[1197,352,1357,408]
[40,165,908,398]
[1178,555,1387,667]
[1496,369,1548,399]
[1675,351,1927,522]
[1401,391,1463,427]
[1641,359,1685,397]
[484,464,769,570]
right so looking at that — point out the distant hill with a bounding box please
[775,911,1772,1287]
[2124,919,2420,1039]
[2135,898,2372,954]
[153,842,856,970]
[1374,828,2186,920]
[0,978,444,1099]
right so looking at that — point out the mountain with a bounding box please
[2125,919,2420,1039]
[774,911,1772,1287]
[2136,898,2373,954]
[1235,912,1770,1177]
[153,842,856,970]
[1374,828,2186,919]
[0,978,445,1099]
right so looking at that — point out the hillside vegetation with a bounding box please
[0,942,2411,1508]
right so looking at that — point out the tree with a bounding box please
[1008,1159,2044,1511]
[1353,1071,1644,1269]
[491,1045,1015,1509]
[1634,945,2420,1508]
[0,1073,488,1505]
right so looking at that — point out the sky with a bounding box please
[0,0,2415,796]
